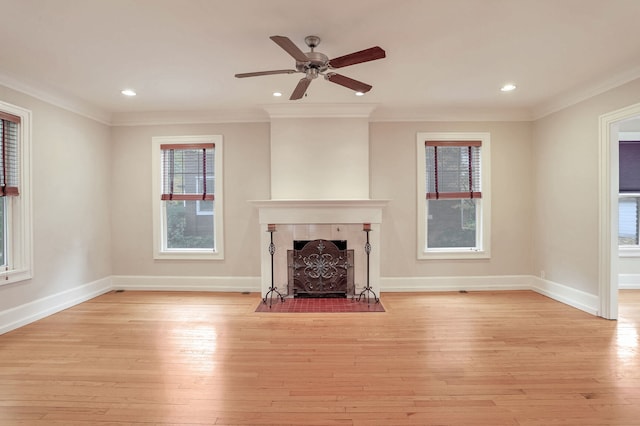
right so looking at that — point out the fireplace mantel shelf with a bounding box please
[250,199,389,225]
[249,199,390,208]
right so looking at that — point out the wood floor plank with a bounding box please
[0,289,639,425]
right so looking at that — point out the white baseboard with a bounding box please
[112,275,261,292]
[528,277,599,316]
[382,275,600,316]
[380,275,532,292]
[619,274,640,289]
[0,276,113,335]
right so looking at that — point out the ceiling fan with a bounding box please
[235,35,386,100]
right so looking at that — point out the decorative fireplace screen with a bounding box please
[287,239,354,297]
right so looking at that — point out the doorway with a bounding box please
[599,102,640,319]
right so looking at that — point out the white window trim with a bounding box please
[0,101,33,285]
[416,132,491,260]
[619,247,640,257]
[151,135,224,260]
[619,131,640,141]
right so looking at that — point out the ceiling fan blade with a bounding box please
[235,69,297,78]
[290,77,312,100]
[328,46,386,69]
[270,35,309,63]
[325,73,372,93]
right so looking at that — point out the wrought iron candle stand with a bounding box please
[356,223,379,305]
[263,224,285,307]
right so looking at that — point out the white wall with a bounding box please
[370,120,533,278]
[532,78,640,296]
[270,117,370,199]
[619,257,640,289]
[0,85,112,319]
[110,123,270,279]
[110,119,534,285]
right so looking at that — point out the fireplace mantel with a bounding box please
[249,199,389,225]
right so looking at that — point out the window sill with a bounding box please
[154,250,224,261]
[419,249,490,260]
[619,247,640,258]
[0,268,33,286]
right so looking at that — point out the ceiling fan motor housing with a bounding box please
[296,51,329,76]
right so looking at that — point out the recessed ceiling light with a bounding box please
[500,84,516,92]
[273,92,282,97]
[355,91,365,96]
[121,89,137,96]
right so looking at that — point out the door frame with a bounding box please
[599,102,640,319]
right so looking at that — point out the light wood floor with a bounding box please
[1,290,639,425]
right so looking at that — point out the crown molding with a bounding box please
[0,73,112,125]
[110,108,270,126]
[369,106,534,122]
[532,65,640,120]
[109,105,533,125]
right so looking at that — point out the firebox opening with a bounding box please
[293,239,347,250]
[288,239,354,298]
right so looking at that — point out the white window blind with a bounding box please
[161,143,214,201]
[425,140,481,200]
[0,111,20,197]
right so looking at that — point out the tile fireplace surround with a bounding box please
[251,199,388,298]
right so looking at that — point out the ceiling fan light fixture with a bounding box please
[355,91,365,96]
[273,92,282,97]
[500,83,516,92]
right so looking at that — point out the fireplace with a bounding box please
[252,103,387,300]
[251,199,388,298]
[288,239,354,298]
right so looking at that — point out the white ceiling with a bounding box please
[2,0,640,124]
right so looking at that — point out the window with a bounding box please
[619,195,639,246]
[618,139,640,255]
[196,176,214,215]
[152,135,223,260]
[0,102,32,284]
[417,132,490,259]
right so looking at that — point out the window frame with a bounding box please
[0,101,33,285]
[152,135,224,260]
[417,132,491,260]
